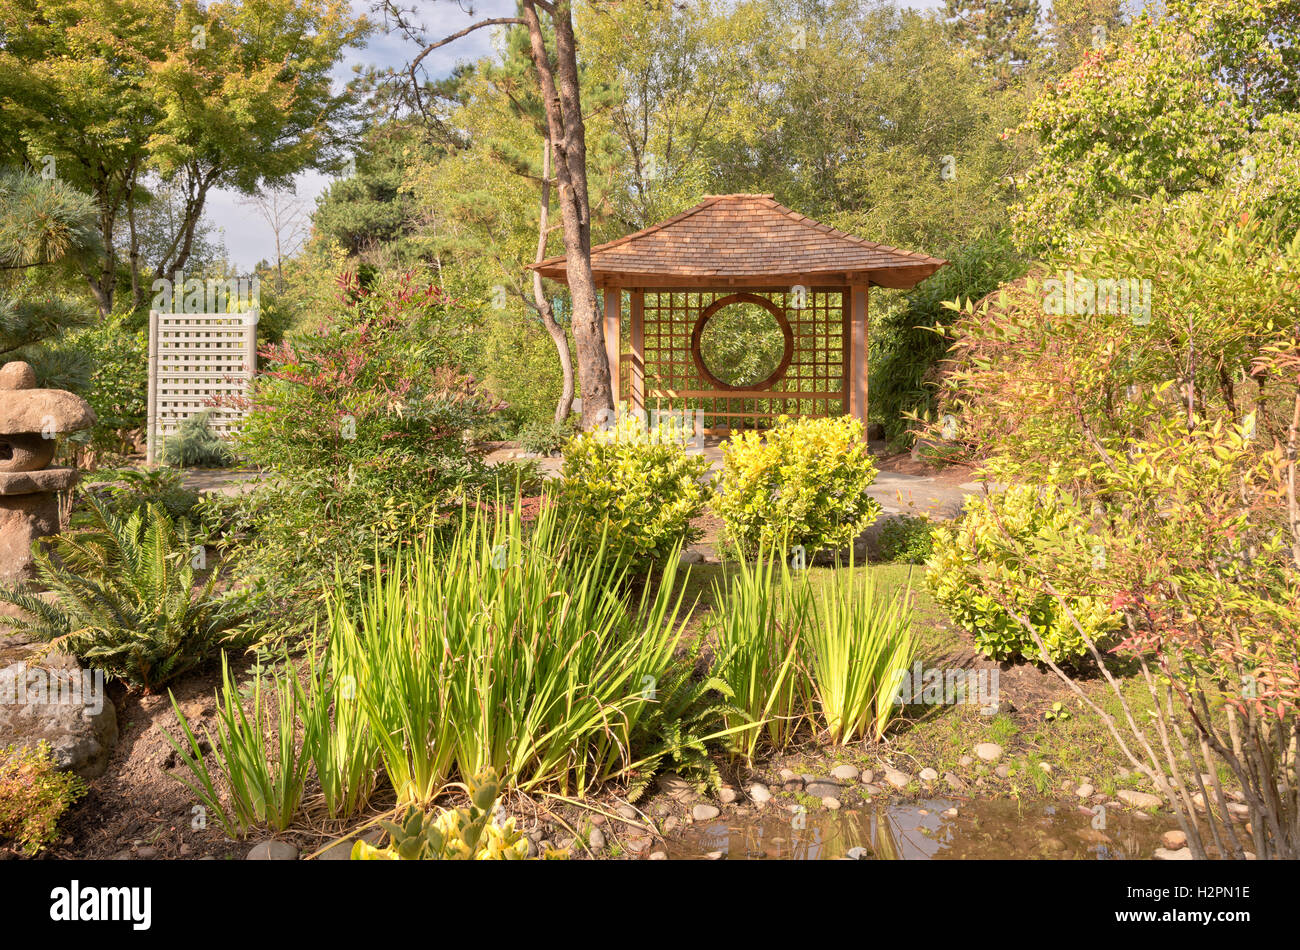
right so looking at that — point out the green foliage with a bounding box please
[166,653,309,837]
[709,547,810,763]
[877,514,937,564]
[806,561,916,743]
[0,499,250,690]
[713,415,880,557]
[0,741,86,855]
[352,771,536,860]
[80,467,201,524]
[328,498,693,802]
[516,417,572,456]
[871,234,1026,445]
[926,486,1120,663]
[162,410,234,469]
[556,413,712,571]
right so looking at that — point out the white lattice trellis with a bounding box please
[146,310,257,464]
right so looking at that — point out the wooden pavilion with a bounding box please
[532,194,946,434]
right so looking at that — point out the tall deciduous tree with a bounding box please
[0,0,369,314]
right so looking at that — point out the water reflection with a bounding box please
[665,798,1163,860]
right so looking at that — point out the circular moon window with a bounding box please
[692,294,793,391]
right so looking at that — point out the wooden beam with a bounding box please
[603,289,621,407]
[849,285,869,426]
[630,290,645,411]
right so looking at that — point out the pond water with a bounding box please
[664,797,1167,860]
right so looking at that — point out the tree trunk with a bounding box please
[534,138,575,425]
[520,0,612,429]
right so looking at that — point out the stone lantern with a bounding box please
[0,361,95,583]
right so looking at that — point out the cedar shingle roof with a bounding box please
[531,194,947,289]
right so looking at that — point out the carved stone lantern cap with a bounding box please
[0,361,97,436]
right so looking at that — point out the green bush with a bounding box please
[0,742,86,855]
[556,413,712,571]
[925,486,1120,664]
[878,514,936,563]
[0,499,252,690]
[80,466,202,524]
[162,410,234,468]
[713,415,881,557]
[517,418,572,456]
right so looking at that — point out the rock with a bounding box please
[1153,846,1192,861]
[0,389,96,436]
[943,772,965,791]
[691,803,720,821]
[626,835,652,854]
[859,769,874,784]
[918,767,939,782]
[846,845,869,860]
[994,764,1011,779]
[1076,783,1095,798]
[942,807,959,818]
[1117,789,1163,810]
[135,845,157,859]
[718,787,738,805]
[0,433,56,474]
[1227,801,1250,820]
[0,661,118,778]
[0,362,37,391]
[615,804,639,821]
[678,550,705,564]
[861,783,883,795]
[748,783,772,804]
[662,817,679,833]
[830,764,860,782]
[590,814,606,827]
[883,768,912,790]
[805,781,840,800]
[958,755,974,767]
[0,491,65,583]
[779,768,802,789]
[705,850,724,860]
[1161,829,1187,850]
[974,742,1003,763]
[657,773,696,803]
[246,840,298,861]
[822,797,841,811]
[648,850,667,860]
[1039,763,1053,773]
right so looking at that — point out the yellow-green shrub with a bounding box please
[713,415,880,556]
[556,413,711,570]
[926,485,1119,663]
[0,742,86,855]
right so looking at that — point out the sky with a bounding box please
[210,0,959,271]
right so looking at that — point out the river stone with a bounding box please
[958,755,974,767]
[830,764,860,782]
[691,803,720,821]
[822,797,841,811]
[718,786,738,804]
[918,767,938,782]
[0,661,118,779]
[1076,783,1095,798]
[1153,846,1192,860]
[944,772,966,791]
[859,769,874,784]
[974,742,1003,762]
[0,362,37,391]
[846,846,869,860]
[994,764,1011,779]
[648,850,667,860]
[247,840,298,860]
[657,773,696,803]
[748,783,772,803]
[942,807,959,818]
[1161,829,1187,850]
[883,768,912,789]
[1118,789,1163,810]
[587,827,606,850]
[805,781,840,800]
[615,803,639,821]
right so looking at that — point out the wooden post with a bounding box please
[848,284,869,427]
[603,288,621,408]
[630,290,645,412]
[146,309,159,465]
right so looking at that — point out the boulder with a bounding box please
[0,660,118,779]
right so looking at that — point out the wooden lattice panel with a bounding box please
[636,289,846,434]
[147,311,257,463]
